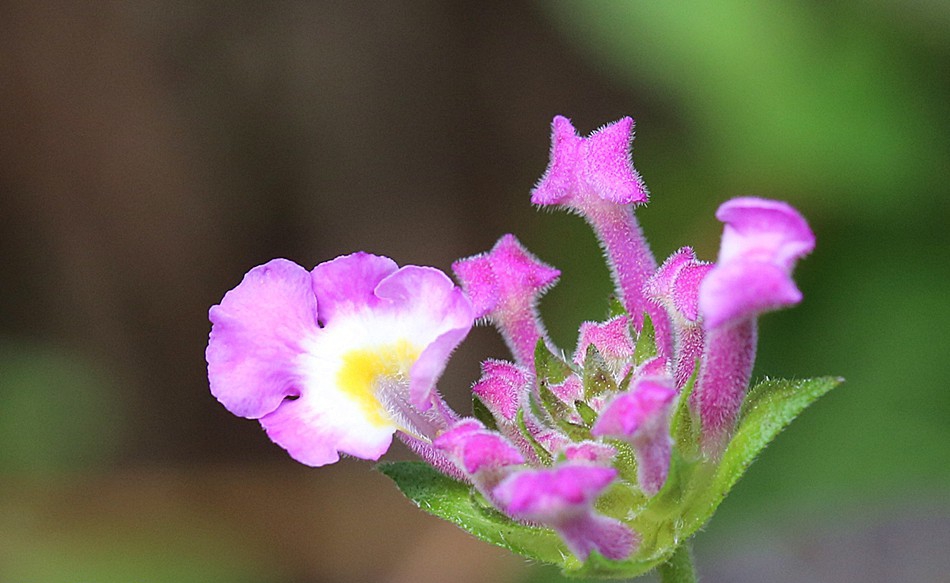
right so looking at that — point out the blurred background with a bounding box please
[1,2,948,582]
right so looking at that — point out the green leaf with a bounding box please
[634,313,657,365]
[683,376,843,529]
[378,461,577,568]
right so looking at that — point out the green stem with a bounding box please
[657,541,697,583]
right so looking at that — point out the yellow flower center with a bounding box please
[336,340,420,427]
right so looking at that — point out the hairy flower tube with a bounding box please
[206,115,839,580]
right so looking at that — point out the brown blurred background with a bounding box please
[1,2,948,582]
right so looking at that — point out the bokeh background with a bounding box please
[2,2,948,582]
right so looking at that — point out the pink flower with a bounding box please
[471,359,532,423]
[592,378,677,495]
[453,234,559,366]
[699,197,816,329]
[206,253,473,466]
[434,419,525,500]
[574,315,635,380]
[646,248,713,389]
[530,117,667,347]
[692,198,815,455]
[494,464,637,561]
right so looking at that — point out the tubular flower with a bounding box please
[691,198,816,455]
[453,234,560,367]
[530,116,670,357]
[206,253,473,466]
[493,464,637,561]
[434,418,525,500]
[592,377,677,495]
[646,248,713,389]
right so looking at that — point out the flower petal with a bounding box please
[373,265,474,408]
[260,389,395,466]
[716,197,815,268]
[471,359,532,422]
[530,115,584,206]
[310,252,398,324]
[207,259,318,418]
[699,260,803,330]
[700,197,814,329]
[585,117,648,205]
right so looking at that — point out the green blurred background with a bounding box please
[1,2,947,582]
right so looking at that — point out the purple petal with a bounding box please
[585,117,648,205]
[647,247,712,323]
[558,512,638,561]
[260,391,395,466]
[716,197,815,269]
[207,259,318,418]
[591,378,676,439]
[449,254,497,319]
[673,261,714,323]
[434,419,525,475]
[374,266,475,408]
[530,116,584,206]
[494,464,618,518]
[453,235,559,366]
[562,441,617,465]
[310,252,398,324]
[493,463,637,560]
[574,316,634,366]
[699,197,814,328]
[699,260,803,329]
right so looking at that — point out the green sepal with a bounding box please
[472,395,499,431]
[574,399,598,427]
[378,461,577,568]
[669,364,700,460]
[582,345,617,400]
[535,338,573,385]
[606,295,628,319]
[633,312,657,365]
[537,382,592,440]
[538,380,573,421]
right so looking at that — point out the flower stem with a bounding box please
[657,541,697,583]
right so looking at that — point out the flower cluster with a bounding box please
[206,115,835,577]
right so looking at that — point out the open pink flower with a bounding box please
[206,253,473,467]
